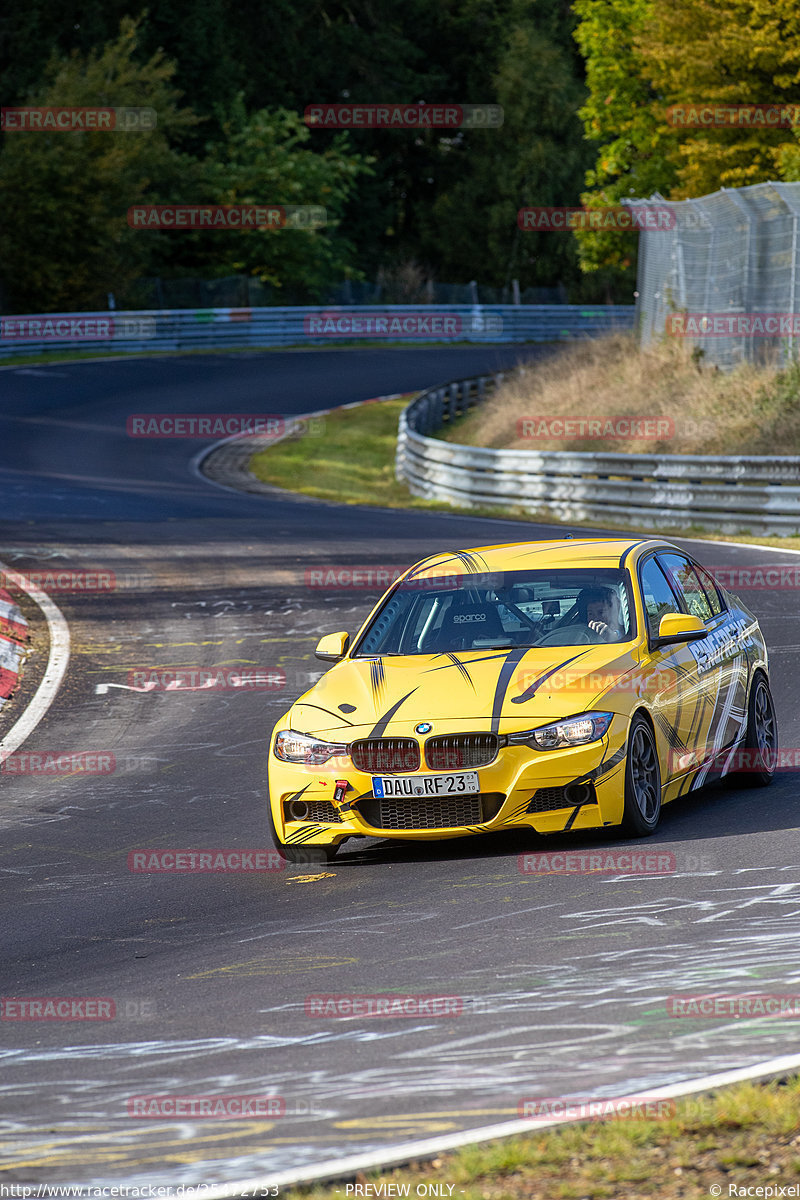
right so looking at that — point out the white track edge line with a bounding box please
[0,563,71,763]
[192,1051,800,1197]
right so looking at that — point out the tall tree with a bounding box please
[0,0,602,298]
[638,0,800,197]
[200,104,371,300]
[0,20,370,311]
[572,0,676,284]
[0,17,200,311]
[419,0,591,291]
[573,0,800,280]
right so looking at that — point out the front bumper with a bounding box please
[268,717,629,847]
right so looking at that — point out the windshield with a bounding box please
[352,568,635,655]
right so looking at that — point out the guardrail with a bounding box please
[0,304,635,359]
[395,375,800,536]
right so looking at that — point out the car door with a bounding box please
[636,553,713,782]
[656,551,748,758]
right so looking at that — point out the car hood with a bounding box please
[288,646,642,738]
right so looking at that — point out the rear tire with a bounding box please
[621,713,662,837]
[735,674,777,787]
[267,801,340,864]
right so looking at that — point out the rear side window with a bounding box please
[639,557,683,639]
[658,553,714,622]
[692,563,725,616]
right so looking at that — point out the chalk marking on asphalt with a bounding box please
[184,1050,800,1197]
[180,373,800,1192]
[0,563,70,765]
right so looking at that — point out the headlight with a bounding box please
[508,711,613,752]
[273,730,349,765]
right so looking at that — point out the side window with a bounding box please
[692,563,725,616]
[658,553,714,622]
[639,557,683,639]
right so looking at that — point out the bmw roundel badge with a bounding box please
[415,722,433,734]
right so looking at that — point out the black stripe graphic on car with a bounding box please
[427,652,510,672]
[404,554,443,579]
[284,784,312,803]
[285,826,326,844]
[299,703,357,727]
[369,658,386,704]
[511,651,591,705]
[432,653,476,691]
[618,540,648,569]
[367,689,419,739]
[490,647,529,733]
[560,741,628,831]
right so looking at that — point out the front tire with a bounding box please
[621,713,662,836]
[267,801,340,864]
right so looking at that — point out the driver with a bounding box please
[575,586,624,641]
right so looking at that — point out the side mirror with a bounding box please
[315,631,350,662]
[653,612,707,646]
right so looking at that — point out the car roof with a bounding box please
[404,538,677,580]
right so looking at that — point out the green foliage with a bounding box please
[572,0,676,284]
[419,0,592,291]
[639,0,800,197]
[184,103,371,300]
[0,0,614,307]
[0,16,199,311]
[0,19,371,310]
[574,0,800,276]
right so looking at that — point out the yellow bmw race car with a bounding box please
[268,538,776,861]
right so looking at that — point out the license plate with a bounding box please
[372,772,479,798]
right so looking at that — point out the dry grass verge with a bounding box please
[442,333,800,456]
[291,1077,800,1199]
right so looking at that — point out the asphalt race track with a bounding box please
[2,346,800,1187]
